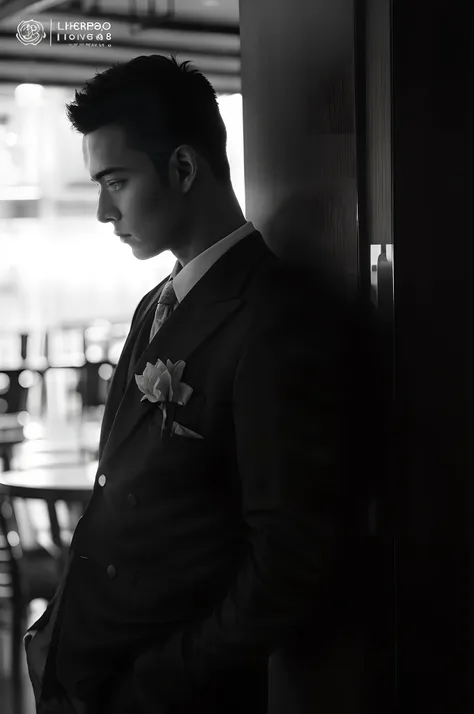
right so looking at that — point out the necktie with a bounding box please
[149,279,178,342]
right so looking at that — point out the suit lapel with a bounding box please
[98,280,166,459]
[99,231,269,466]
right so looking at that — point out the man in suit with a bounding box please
[25,55,373,714]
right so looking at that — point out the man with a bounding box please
[25,55,373,714]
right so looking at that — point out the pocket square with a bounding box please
[171,421,204,439]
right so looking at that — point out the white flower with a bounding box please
[135,358,193,406]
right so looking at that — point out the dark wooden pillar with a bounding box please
[240,0,360,302]
[239,2,374,713]
[240,0,472,712]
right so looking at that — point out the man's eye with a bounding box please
[107,180,125,192]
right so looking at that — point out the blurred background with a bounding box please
[0,2,245,712]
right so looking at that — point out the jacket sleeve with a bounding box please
[133,316,361,709]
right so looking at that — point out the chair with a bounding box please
[20,331,49,418]
[0,496,60,714]
[0,331,47,414]
[0,414,24,473]
[76,361,113,411]
[42,322,87,421]
[77,320,114,412]
[0,369,29,415]
[0,368,30,471]
[71,321,114,459]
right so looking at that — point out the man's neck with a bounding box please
[173,203,247,268]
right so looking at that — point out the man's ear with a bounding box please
[168,145,198,193]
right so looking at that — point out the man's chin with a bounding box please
[128,242,165,261]
[130,248,150,260]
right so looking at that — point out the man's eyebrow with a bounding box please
[90,167,130,182]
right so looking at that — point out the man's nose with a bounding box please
[97,189,121,224]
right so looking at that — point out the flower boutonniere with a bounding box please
[135,358,193,438]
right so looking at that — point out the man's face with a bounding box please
[83,124,182,260]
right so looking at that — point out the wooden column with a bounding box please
[240,0,473,712]
[239,2,375,713]
[240,0,360,303]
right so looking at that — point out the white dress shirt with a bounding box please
[169,221,255,302]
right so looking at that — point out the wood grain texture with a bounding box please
[240,0,359,305]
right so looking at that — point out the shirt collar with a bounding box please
[170,221,255,303]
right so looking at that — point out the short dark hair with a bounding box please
[66,54,231,184]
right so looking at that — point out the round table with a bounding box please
[0,462,97,558]
[0,461,97,501]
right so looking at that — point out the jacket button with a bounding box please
[98,474,106,487]
[107,564,116,580]
[127,493,138,508]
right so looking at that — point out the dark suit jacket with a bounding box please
[31,230,374,714]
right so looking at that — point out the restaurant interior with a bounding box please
[1,1,471,713]
[0,1,245,711]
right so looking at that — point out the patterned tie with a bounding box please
[149,279,178,342]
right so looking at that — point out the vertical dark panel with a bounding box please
[354,0,396,711]
[240,1,472,712]
[240,0,359,303]
[391,1,473,711]
[239,2,378,713]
